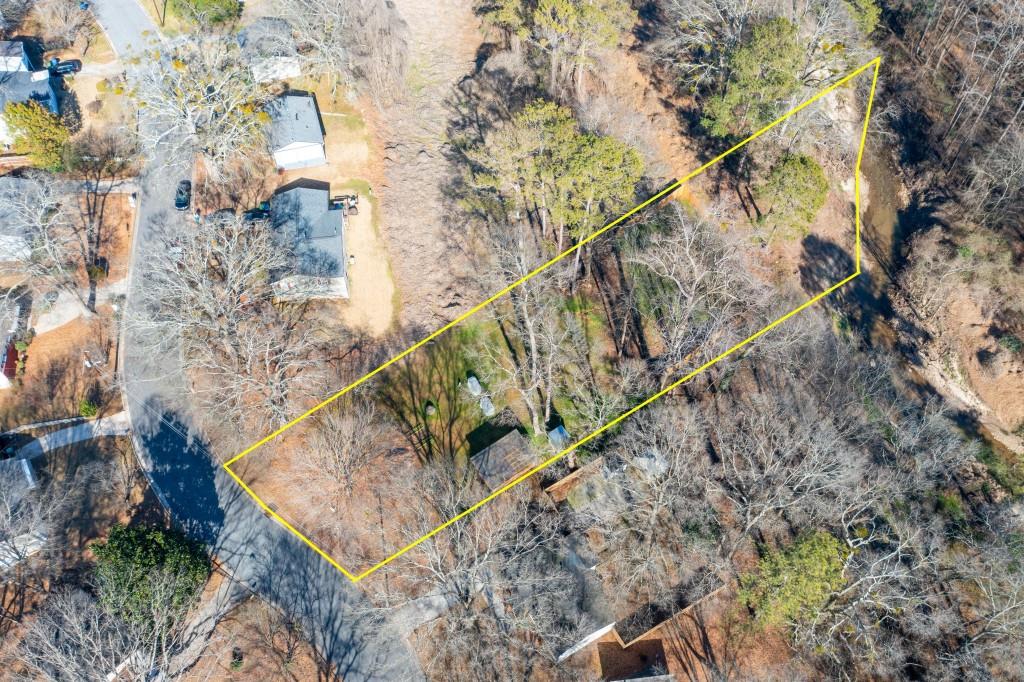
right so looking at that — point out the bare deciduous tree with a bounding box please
[130,212,323,434]
[369,465,582,680]
[20,564,206,682]
[0,172,83,307]
[270,0,353,94]
[300,397,391,500]
[0,466,74,576]
[32,0,97,50]
[0,129,137,312]
[131,212,285,357]
[626,203,764,386]
[132,36,269,181]
[17,588,135,681]
[590,405,724,613]
[703,393,862,544]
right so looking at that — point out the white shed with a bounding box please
[269,94,327,170]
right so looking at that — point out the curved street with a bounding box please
[90,0,423,678]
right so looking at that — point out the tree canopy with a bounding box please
[845,0,881,36]
[740,530,850,627]
[92,524,209,626]
[477,0,635,95]
[3,101,70,170]
[756,152,829,236]
[169,0,240,24]
[701,17,803,138]
[468,99,643,249]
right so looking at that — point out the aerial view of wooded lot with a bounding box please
[0,0,1022,680]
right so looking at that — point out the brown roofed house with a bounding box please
[470,430,540,491]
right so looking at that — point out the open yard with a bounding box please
[0,315,120,429]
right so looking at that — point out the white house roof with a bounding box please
[269,95,324,151]
[0,41,28,72]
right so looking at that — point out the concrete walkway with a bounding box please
[16,411,130,459]
[33,280,127,334]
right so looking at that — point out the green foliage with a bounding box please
[169,0,240,23]
[977,443,1024,497]
[701,18,803,137]
[998,334,1023,354]
[844,0,881,35]
[3,101,70,171]
[469,100,643,244]
[479,0,634,55]
[477,0,534,37]
[740,530,850,627]
[533,0,635,57]
[756,153,829,236]
[93,524,209,626]
[935,491,966,522]
[78,398,99,418]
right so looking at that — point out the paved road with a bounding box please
[91,2,424,678]
[90,0,161,58]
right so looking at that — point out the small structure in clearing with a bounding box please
[268,94,327,171]
[470,430,540,491]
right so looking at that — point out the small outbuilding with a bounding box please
[470,430,540,491]
[268,94,327,170]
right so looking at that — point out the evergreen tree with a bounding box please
[3,101,70,171]
[845,0,882,36]
[701,17,803,138]
[468,99,642,251]
[92,524,209,627]
[532,0,635,96]
[740,530,850,627]
[756,153,829,237]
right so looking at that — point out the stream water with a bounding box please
[859,143,1019,459]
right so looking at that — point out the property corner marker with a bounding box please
[224,58,882,584]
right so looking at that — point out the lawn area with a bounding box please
[0,315,120,430]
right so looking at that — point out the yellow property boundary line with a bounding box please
[224,57,882,583]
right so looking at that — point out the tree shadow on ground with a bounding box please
[376,330,476,465]
[262,530,404,682]
[133,398,224,546]
[798,234,928,363]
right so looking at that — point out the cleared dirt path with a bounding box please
[378,0,483,329]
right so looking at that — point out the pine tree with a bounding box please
[468,99,642,252]
[756,153,830,237]
[740,530,850,627]
[3,101,71,171]
[701,17,803,138]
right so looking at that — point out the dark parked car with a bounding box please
[174,180,191,211]
[49,59,82,75]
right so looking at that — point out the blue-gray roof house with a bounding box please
[0,41,60,148]
[268,94,326,170]
[270,184,349,300]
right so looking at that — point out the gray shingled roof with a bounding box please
[268,95,323,150]
[0,177,31,239]
[0,71,58,114]
[0,41,27,59]
[471,430,539,491]
[270,186,345,280]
